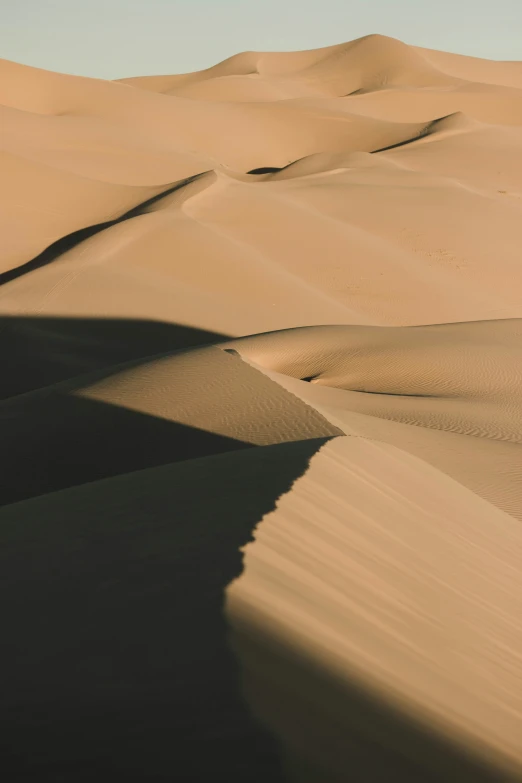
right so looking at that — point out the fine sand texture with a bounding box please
[1,34,522,782]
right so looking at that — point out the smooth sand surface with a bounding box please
[1,34,521,781]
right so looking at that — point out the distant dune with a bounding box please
[1,35,521,782]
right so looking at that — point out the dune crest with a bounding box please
[228,436,522,780]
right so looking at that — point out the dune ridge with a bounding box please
[1,33,522,782]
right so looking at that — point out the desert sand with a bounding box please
[1,34,521,781]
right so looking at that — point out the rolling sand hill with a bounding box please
[1,34,521,782]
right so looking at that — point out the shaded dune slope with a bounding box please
[0,440,328,782]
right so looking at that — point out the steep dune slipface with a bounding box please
[1,33,522,782]
[227,437,522,782]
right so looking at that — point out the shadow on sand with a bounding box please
[0,438,329,782]
[0,315,227,398]
[0,314,516,782]
[232,615,517,783]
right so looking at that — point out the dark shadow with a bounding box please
[372,130,429,154]
[246,156,321,178]
[350,388,438,398]
[247,166,284,175]
[374,115,461,155]
[0,174,203,286]
[248,151,335,178]
[0,392,254,506]
[232,617,521,782]
[0,438,330,782]
[0,315,226,398]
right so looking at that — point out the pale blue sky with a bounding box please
[2,0,521,79]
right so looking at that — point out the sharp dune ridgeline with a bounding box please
[1,34,522,782]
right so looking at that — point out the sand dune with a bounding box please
[229,437,522,781]
[0,345,341,505]
[225,321,522,441]
[1,34,522,781]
